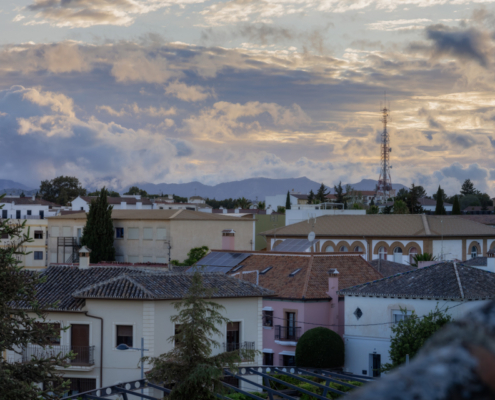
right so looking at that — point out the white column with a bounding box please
[143,301,155,397]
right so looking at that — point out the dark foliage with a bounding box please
[286,191,291,210]
[39,176,86,206]
[435,186,446,215]
[295,327,344,368]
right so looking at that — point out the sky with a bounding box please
[0,0,495,195]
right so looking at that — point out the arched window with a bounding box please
[393,247,403,254]
[393,247,403,264]
[325,246,334,252]
[378,246,387,260]
[471,246,478,258]
[409,247,418,265]
[354,246,362,253]
[340,246,348,252]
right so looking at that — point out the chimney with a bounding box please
[136,201,142,209]
[78,246,91,269]
[327,269,340,330]
[136,195,141,200]
[222,230,235,250]
[120,201,127,210]
[32,195,35,201]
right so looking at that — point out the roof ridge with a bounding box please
[422,214,431,235]
[301,255,314,298]
[125,275,158,298]
[72,273,156,299]
[452,262,464,299]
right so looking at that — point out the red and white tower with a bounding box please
[375,103,392,201]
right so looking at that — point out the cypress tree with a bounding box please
[452,195,461,215]
[81,187,115,263]
[286,190,291,210]
[435,186,446,215]
[307,190,315,204]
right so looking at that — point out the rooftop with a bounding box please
[458,215,495,225]
[339,261,495,300]
[16,265,273,311]
[368,259,415,277]
[0,197,60,207]
[261,214,495,238]
[79,196,153,206]
[49,209,253,221]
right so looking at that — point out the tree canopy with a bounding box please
[172,246,209,267]
[334,182,348,205]
[0,197,70,398]
[460,179,475,196]
[316,183,328,204]
[81,188,116,263]
[39,176,86,206]
[144,272,256,400]
[435,186,446,215]
[393,199,409,214]
[307,190,315,204]
[285,191,291,210]
[237,197,252,209]
[406,184,424,214]
[124,186,148,196]
[88,188,120,197]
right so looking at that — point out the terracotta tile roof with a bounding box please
[48,209,253,221]
[261,215,495,238]
[339,262,495,300]
[368,260,415,277]
[226,254,383,299]
[80,196,153,205]
[0,197,61,207]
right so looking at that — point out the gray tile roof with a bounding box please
[16,266,272,311]
[368,259,415,277]
[460,257,488,267]
[338,262,495,300]
[72,272,274,300]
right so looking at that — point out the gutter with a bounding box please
[84,311,104,388]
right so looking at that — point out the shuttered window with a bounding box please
[128,228,139,240]
[143,228,153,240]
[62,226,71,237]
[117,325,133,347]
[156,228,167,240]
[128,256,139,263]
[51,226,60,237]
[143,256,153,263]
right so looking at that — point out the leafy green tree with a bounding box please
[460,179,475,196]
[395,188,409,202]
[435,186,446,215]
[410,253,437,268]
[334,182,348,205]
[19,192,25,198]
[351,203,363,210]
[382,306,452,372]
[381,205,393,214]
[144,272,257,400]
[285,191,291,210]
[452,195,461,215]
[316,183,328,204]
[39,176,87,206]
[81,187,116,263]
[172,246,209,267]
[407,183,424,214]
[367,205,379,214]
[174,194,188,203]
[236,197,252,209]
[205,198,237,209]
[369,197,375,206]
[88,188,120,197]
[296,327,344,368]
[277,206,286,214]
[124,186,148,196]
[460,194,480,210]
[257,201,266,210]
[393,200,409,214]
[0,196,71,399]
[307,190,315,205]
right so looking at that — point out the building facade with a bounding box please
[71,195,153,212]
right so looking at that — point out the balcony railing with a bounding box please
[223,341,255,362]
[22,345,95,365]
[275,325,302,341]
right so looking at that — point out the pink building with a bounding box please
[222,252,383,367]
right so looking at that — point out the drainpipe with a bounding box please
[84,312,103,387]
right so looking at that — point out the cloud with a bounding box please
[165,81,213,102]
[367,18,432,32]
[440,162,488,181]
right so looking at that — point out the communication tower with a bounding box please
[375,102,393,201]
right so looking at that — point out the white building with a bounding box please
[71,195,153,212]
[0,195,59,219]
[7,254,272,396]
[154,195,212,211]
[338,261,495,377]
[265,191,309,211]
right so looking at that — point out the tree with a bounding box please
[174,194,188,203]
[460,179,475,196]
[334,181,348,205]
[395,188,409,202]
[256,201,266,210]
[307,190,315,205]
[407,184,424,214]
[172,246,209,267]
[452,195,461,215]
[81,187,116,263]
[370,197,375,206]
[393,200,409,214]
[435,186,446,215]
[124,186,148,196]
[351,203,363,210]
[381,205,393,214]
[88,188,120,197]
[144,272,257,400]
[277,206,286,214]
[410,253,437,268]
[295,327,344,368]
[367,205,379,214]
[20,192,25,198]
[0,196,71,398]
[285,191,291,210]
[460,194,480,210]
[316,183,328,204]
[236,197,252,209]
[382,306,452,372]
[39,176,87,206]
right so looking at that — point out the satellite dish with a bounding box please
[308,231,315,242]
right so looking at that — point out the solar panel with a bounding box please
[271,239,314,252]
[185,265,233,273]
[196,252,251,267]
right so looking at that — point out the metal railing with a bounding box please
[22,345,95,365]
[275,325,302,341]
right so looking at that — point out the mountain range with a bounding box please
[0,177,407,200]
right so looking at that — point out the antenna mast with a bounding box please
[375,98,392,203]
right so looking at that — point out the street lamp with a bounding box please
[116,338,149,399]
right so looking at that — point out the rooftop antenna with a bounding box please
[375,92,393,203]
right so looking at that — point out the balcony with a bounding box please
[223,341,256,362]
[22,345,95,366]
[275,325,301,342]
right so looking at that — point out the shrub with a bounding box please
[225,392,268,400]
[295,327,344,368]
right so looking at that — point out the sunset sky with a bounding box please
[0,0,494,195]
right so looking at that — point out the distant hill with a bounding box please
[0,179,36,195]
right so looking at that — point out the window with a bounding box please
[2,210,7,219]
[393,247,403,254]
[27,210,32,216]
[370,354,381,377]
[51,226,59,237]
[143,256,153,263]
[36,322,61,345]
[66,378,96,395]
[260,266,272,274]
[226,322,240,351]
[128,228,139,240]
[128,256,139,263]
[232,264,244,272]
[471,246,478,258]
[156,228,167,240]
[34,251,43,260]
[354,246,362,252]
[340,246,348,252]
[393,310,412,323]
[115,227,124,239]
[1,232,8,239]
[282,355,296,366]
[263,311,273,327]
[263,352,274,366]
[156,257,167,264]
[289,268,301,277]
[378,246,387,260]
[286,312,296,339]
[325,246,334,252]
[39,210,44,219]
[80,207,84,211]
[116,325,133,347]
[62,226,71,237]
[143,227,153,240]
[409,247,418,264]
[34,230,43,239]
